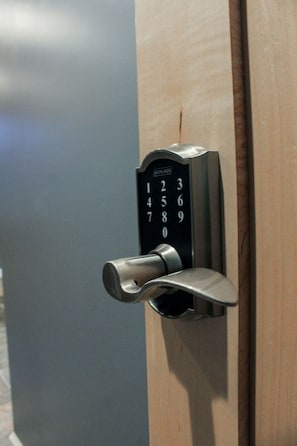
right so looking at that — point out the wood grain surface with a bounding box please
[135,1,250,445]
[246,1,297,445]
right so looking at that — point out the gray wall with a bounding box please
[0,1,148,445]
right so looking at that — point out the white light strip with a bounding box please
[9,432,24,446]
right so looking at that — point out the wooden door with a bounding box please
[135,1,249,445]
[135,1,297,445]
[246,1,297,445]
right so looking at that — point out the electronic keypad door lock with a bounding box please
[103,144,238,319]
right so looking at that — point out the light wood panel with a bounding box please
[246,1,297,445]
[135,1,249,445]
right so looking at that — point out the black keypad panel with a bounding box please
[137,158,193,317]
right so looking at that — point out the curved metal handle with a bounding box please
[103,244,182,303]
[139,269,237,306]
[103,244,237,307]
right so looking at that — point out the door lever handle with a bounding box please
[103,243,237,316]
[103,244,182,303]
[139,269,237,307]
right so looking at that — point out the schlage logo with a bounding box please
[153,166,173,177]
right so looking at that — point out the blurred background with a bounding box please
[0,1,148,445]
